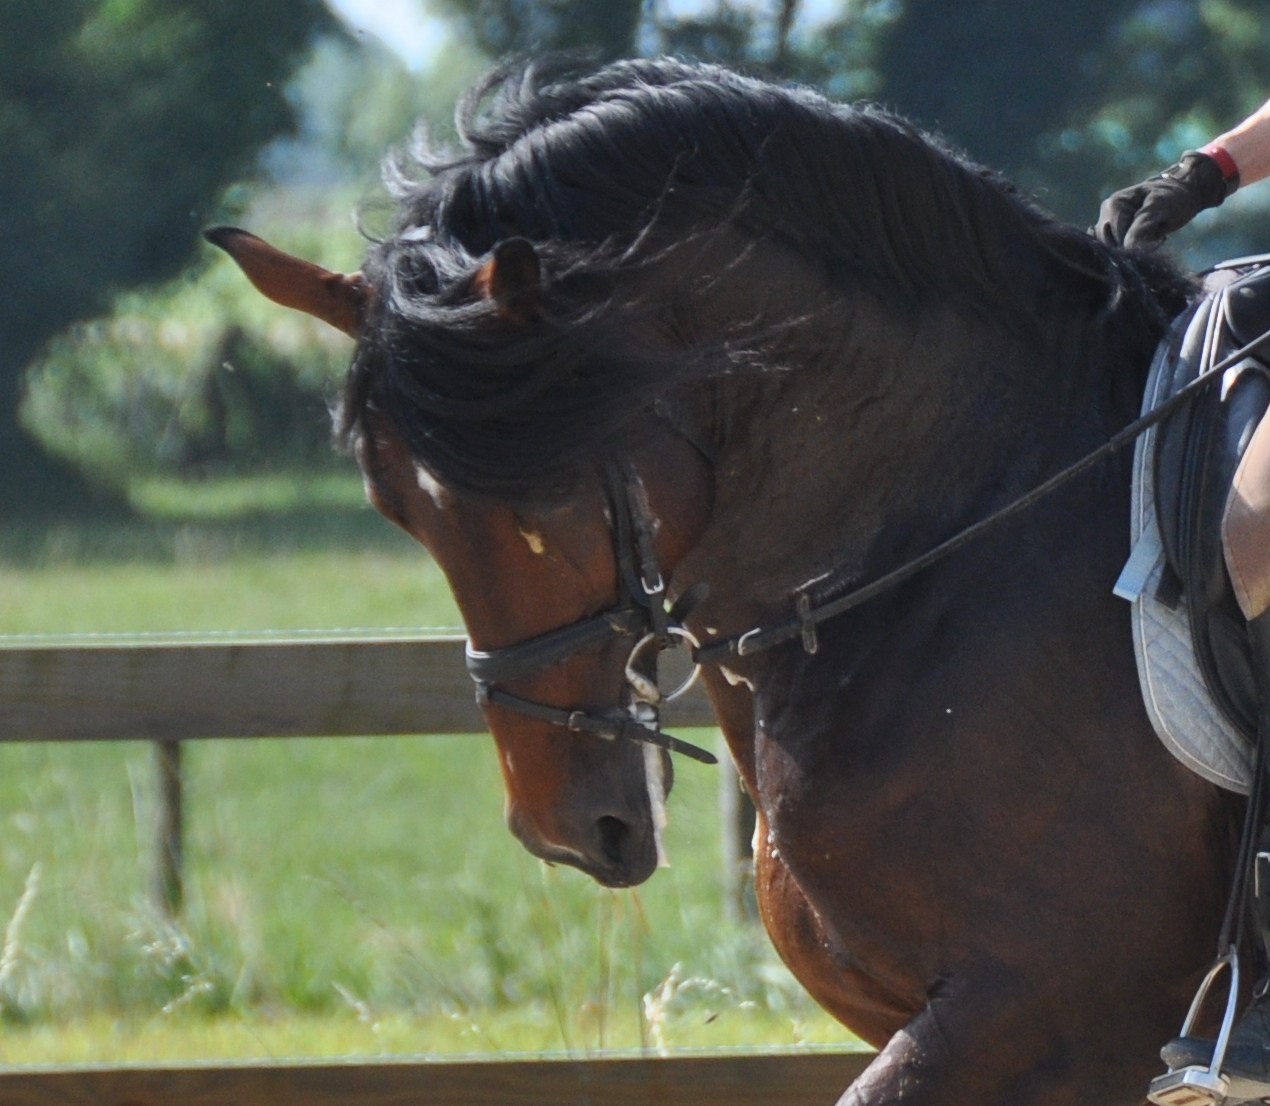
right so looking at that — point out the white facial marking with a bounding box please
[414,462,450,508]
[518,527,547,555]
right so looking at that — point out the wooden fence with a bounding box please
[0,635,853,1106]
[0,635,750,914]
[3,636,525,743]
[0,1050,875,1106]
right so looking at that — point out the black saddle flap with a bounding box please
[1229,266,1270,349]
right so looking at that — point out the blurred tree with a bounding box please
[14,0,1270,511]
[423,0,892,119]
[872,1,1139,186]
[261,33,487,189]
[432,0,643,60]
[871,0,1270,236]
[0,0,332,513]
[432,0,1270,250]
[644,0,887,96]
[433,0,887,93]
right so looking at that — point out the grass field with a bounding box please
[0,472,461,638]
[0,471,855,1064]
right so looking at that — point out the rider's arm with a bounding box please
[1212,97,1270,189]
[1097,97,1270,250]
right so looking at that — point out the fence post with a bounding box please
[718,749,757,921]
[153,740,184,917]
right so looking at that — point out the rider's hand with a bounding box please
[1096,151,1236,250]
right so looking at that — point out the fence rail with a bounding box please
[0,635,714,742]
[0,1051,874,1106]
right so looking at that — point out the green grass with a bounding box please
[0,737,851,1065]
[0,474,856,1064]
[0,548,458,639]
[0,470,461,637]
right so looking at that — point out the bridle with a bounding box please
[467,324,1270,768]
[465,459,718,765]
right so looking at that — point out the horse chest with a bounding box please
[752,811,927,1045]
[747,735,944,1031]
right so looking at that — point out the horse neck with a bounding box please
[675,269,1157,644]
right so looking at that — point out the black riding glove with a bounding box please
[1096,150,1237,250]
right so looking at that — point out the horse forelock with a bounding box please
[340,56,1193,501]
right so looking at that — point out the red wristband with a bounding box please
[1201,143,1241,188]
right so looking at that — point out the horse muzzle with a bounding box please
[505,798,662,888]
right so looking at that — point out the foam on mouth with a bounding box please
[643,742,670,868]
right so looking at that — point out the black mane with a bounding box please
[342,57,1192,499]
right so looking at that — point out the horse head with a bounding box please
[206,57,1249,1104]
[207,227,714,888]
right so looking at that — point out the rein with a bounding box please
[467,323,1270,768]
[695,325,1270,667]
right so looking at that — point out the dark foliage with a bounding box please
[0,0,333,510]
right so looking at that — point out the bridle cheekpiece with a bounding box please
[464,460,716,765]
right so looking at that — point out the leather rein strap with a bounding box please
[694,324,1270,668]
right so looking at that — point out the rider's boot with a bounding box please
[1153,848,1270,1104]
[1160,985,1270,1101]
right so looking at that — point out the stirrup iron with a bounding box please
[1149,950,1242,1106]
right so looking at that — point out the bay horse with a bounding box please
[209,58,1243,1105]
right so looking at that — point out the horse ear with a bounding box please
[204,226,368,338]
[473,237,541,321]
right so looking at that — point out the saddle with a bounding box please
[1141,260,1270,1106]
[1150,256,1270,745]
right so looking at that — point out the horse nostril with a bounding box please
[595,815,631,865]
